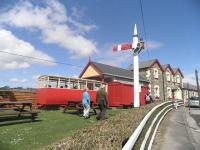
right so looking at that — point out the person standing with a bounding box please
[96,85,108,120]
[82,87,90,119]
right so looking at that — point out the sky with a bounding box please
[0,0,199,88]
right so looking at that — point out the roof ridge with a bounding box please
[92,61,130,71]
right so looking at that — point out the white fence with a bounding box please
[122,100,183,150]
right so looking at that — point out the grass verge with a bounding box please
[45,102,161,150]
[0,109,120,150]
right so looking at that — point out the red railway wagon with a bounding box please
[37,88,97,105]
[107,82,148,107]
[36,75,102,107]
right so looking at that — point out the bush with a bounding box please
[45,102,161,150]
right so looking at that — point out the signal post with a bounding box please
[113,24,144,107]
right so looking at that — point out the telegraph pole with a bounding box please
[195,69,200,107]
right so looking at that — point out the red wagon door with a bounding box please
[108,82,147,107]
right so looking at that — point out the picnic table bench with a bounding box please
[0,101,39,121]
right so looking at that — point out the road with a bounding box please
[152,106,200,150]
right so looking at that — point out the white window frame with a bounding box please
[176,75,180,83]
[166,72,171,81]
[148,84,151,93]
[146,70,151,78]
[167,87,172,98]
[154,85,160,98]
[153,68,159,79]
[171,75,174,82]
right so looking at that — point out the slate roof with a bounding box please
[162,64,168,70]
[162,64,175,74]
[172,68,184,77]
[127,59,157,70]
[91,61,148,82]
[182,83,197,91]
[172,68,178,73]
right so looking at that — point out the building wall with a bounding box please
[163,68,174,100]
[182,89,198,100]
[139,63,164,100]
[81,65,100,78]
[140,64,186,100]
[172,72,183,100]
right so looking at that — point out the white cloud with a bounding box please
[146,40,163,49]
[95,43,132,67]
[0,28,55,70]
[71,6,86,20]
[9,78,27,83]
[72,75,78,78]
[31,75,41,88]
[0,0,97,58]
[32,75,40,81]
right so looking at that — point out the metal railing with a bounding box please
[122,100,183,150]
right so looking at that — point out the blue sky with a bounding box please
[0,0,199,88]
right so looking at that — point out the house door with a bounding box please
[172,89,175,99]
[176,88,182,100]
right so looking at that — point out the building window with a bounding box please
[172,75,174,82]
[185,91,188,99]
[173,76,176,82]
[176,75,180,83]
[148,84,151,93]
[154,85,160,98]
[166,72,170,81]
[146,70,151,78]
[167,87,172,98]
[153,68,159,79]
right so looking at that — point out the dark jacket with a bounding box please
[96,89,108,106]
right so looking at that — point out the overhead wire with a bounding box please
[0,50,83,69]
[139,0,150,58]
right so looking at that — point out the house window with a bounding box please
[166,72,170,81]
[173,76,176,82]
[154,85,160,98]
[185,91,188,99]
[148,84,151,93]
[176,75,180,83]
[171,75,174,82]
[153,68,159,79]
[167,87,172,98]
[146,70,151,78]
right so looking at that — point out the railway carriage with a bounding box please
[36,75,102,109]
[36,75,147,110]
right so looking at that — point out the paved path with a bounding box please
[153,107,200,150]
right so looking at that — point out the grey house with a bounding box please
[128,59,184,100]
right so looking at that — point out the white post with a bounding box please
[58,78,60,88]
[133,24,140,107]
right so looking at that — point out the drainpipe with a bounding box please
[162,73,166,101]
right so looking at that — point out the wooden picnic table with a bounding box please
[0,100,32,112]
[0,101,39,121]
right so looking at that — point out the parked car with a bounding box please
[188,97,200,107]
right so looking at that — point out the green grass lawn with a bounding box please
[0,108,120,150]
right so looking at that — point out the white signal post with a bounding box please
[113,24,144,108]
[133,24,140,108]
